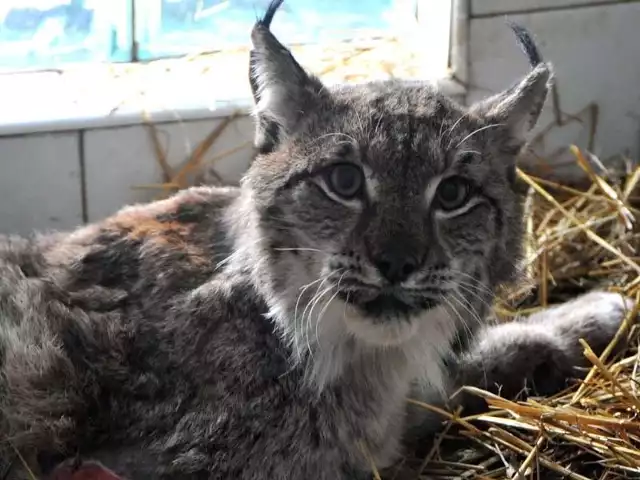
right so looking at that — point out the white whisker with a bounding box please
[302,283,334,358]
[455,123,504,149]
[440,294,470,348]
[446,294,473,339]
[294,276,329,359]
[451,290,484,329]
[456,282,494,318]
[215,236,266,271]
[314,271,349,352]
[311,132,358,146]
[443,112,469,149]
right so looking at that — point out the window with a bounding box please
[136,0,430,58]
[0,0,454,132]
[0,1,132,71]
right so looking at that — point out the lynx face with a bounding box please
[242,0,551,358]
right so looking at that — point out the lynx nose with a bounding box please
[371,252,421,284]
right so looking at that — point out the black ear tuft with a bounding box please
[259,0,284,29]
[248,0,285,102]
[469,23,553,142]
[507,21,543,68]
[248,0,324,154]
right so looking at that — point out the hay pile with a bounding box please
[398,146,640,480]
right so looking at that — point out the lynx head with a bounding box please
[239,0,552,386]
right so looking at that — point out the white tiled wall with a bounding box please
[0,117,254,236]
[84,116,254,222]
[1,0,640,235]
[467,1,640,180]
[0,133,84,235]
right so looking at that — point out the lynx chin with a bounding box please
[0,1,635,479]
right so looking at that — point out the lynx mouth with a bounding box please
[338,290,437,318]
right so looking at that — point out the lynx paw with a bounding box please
[458,323,574,403]
[526,291,636,356]
[453,291,636,415]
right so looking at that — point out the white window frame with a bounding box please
[0,0,466,136]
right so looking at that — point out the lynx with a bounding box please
[0,1,634,478]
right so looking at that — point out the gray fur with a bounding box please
[0,3,634,479]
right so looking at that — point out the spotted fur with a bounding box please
[0,2,634,479]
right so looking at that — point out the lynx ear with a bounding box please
[249,0,324,153]
[470,63,552,140]
[469,23,553,140]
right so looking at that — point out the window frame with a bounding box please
[0,0,466,136]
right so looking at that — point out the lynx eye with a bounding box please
[325,163,364,199]
[435,176,472,211]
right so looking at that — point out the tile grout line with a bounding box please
[78,130,89,224]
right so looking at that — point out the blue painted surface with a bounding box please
[0,0,401,68]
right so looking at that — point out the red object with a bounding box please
[47,461,124,480]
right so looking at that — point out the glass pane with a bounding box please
[0,0,133,71]
[135,0,418,60]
